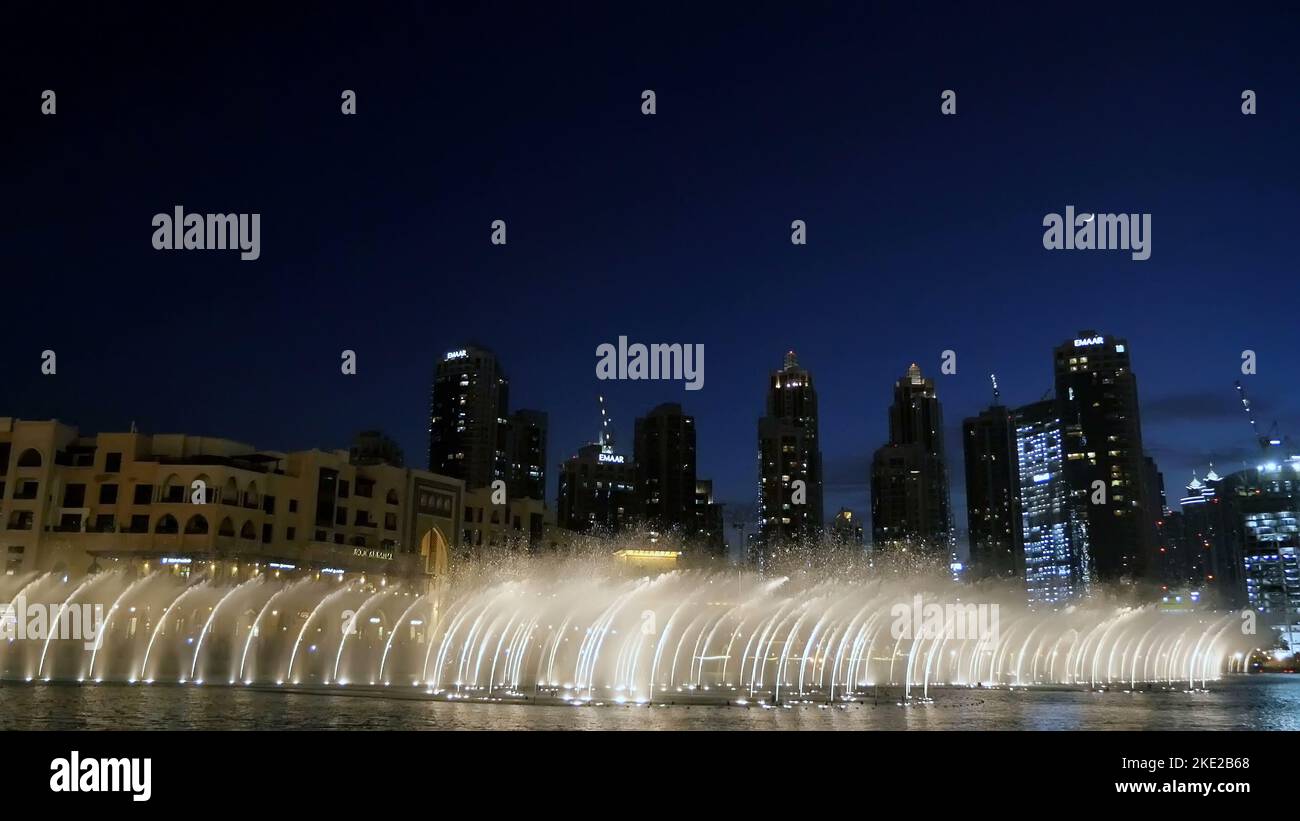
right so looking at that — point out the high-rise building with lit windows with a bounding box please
[870,364,953,560]
[634,403,697,532]
[1053,331,1154,583]
[1220,457,1300,647]
[756,351,823,558]
[962,401,1021,580]
[502,409,547,501]
[1014,399,1091,603]
[428,346,509,490]
[1177,468,1228,593]
[557,438,636,535]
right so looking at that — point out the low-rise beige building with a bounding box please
[0,418,463,580]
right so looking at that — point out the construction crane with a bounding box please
[1235,380,1291,454]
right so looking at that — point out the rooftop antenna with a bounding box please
[990,373,1001,404]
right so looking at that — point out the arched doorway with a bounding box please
[418,527,450,578]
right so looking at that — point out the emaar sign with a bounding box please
[1073,336,1104,347]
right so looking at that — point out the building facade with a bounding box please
[1014,400,1092,603]
[1221,458,1300,648]
[502,409,548,501]
[427,346,510,490]
[962,402,1021,580]
[461,487,551,553]
[691,480,726,556]
[556,443,636,535]
[1,419,463,579]
[633,403,697,533]
[1053,332,1154,583]
[756,351,824,557]
[870,364,954,560]
[829,507,864,548]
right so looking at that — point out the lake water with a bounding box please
[2,675,1297,730]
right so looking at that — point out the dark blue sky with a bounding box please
[4,4,1299,549]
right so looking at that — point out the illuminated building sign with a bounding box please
[159,557,191,565]
[1073,336,1104,347]
[445,349,468,361]
[353,548,394,561]
[597,452,625,464]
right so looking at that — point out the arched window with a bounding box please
[184,514,209,535]
[239,520,256,540]
[244,481,259,509]
[218,517,235,537]
[16,448,42,468]
[155,514,179,534]
[386,489,399,505]
[160,474,184,504]
[222,477,239,505]
[192,474,214,504]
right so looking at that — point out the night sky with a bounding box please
[5,4,1299,553]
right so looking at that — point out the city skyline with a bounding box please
[5,1,1300,763]
[4,328,1297,554]
[6,6,1298,558]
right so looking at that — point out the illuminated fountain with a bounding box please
[0,564,1253,704]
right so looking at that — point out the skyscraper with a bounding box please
[756,351,824,555]
[427,346,509,490]
[556,443,636,534]
[556,405,635,534]
[1053,332,1154,582]
[962,398,1021,580]
[633,403,697,533]
[1220,457,1300,648]
[1180,467,1233,598]
[502,409,547,501]
[870,363,953,560]
[691,479,726,557]
[829,507,865,549]
[1014,399,1092,603]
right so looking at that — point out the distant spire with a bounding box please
[990,373,1001,404]
[597,395,613,448]
[907,362,923,384]
[1187,470,1203,491]
[783,350,799,370]
[1205,463,1222,482]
